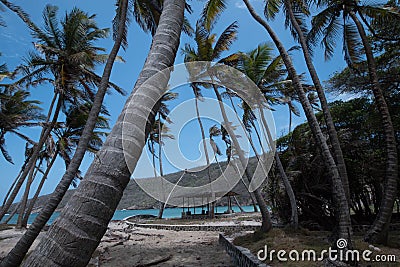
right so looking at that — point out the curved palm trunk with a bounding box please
[284,0,350,202]
[0,95,62,222]
[194,95,216,218]
[21,148,59,228]
[349,12,398,245]
[242,0,351,240]
[275,152,298,228]
[212,85,272,232]
[2,1,185,266]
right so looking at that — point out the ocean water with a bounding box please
[2,205,258,225]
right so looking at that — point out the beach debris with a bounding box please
[110,241,124,248]
[136,254,173,267]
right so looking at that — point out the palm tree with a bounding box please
[309,0,399,244]
[0,87,42,164]
[146,92,176,219]
[0,5,122,222]
[232,43,299,228]
[187,83,218,217]
[241,0,352,240]
[0,1,131,265]
[213,122,259,212]
[15,151,46,228]
[4,0,186,266]
[132,0,193,36]
[18,103,109,228]
[264,0,352,202]
[183,9,274,232]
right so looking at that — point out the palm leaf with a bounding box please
[113,0,132,50]
[0,134,13,164]
[212,21,238,59]
[264,0,283,20]
[202,0,227,32]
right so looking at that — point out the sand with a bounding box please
[0,222,233,267]
[88,221,233,267]
[0,226,44,260]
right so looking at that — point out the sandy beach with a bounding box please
[0,221,233,266]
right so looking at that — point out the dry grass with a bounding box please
[234,228,400,267]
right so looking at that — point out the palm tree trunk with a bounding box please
[2,1,185,266]
[285,0,350,190]
[2,203,19,225]
[349,12,398,245]
[288,105,292,135]
[16,161,41,229]
[226,93,261,212]
[21,149,59,228]
[212,85,272,232]
[194,95,216,218]
[2,163,25,207]
[275,152,298,228]
[231,161,259,212]
[157,114,166,219]
[283,0,351,203]
[151,141,164,218]
[233,196,245,212]
[242,0,352,240]
[256,105,298,229]
[0,95,62,222]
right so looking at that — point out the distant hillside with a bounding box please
[10,156,266,213]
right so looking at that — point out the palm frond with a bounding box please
[182,16,194,36]
[0,134,13,163]
[113,0,131,50]
[342,20,363,67]
[202,0,227,32]
[308,5,338,52]
[132,0,161,36]
[264,0,283,20]
[212,21,238,60]
[42,5,62,49]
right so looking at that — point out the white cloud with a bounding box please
[235,0,262,9]
[235,1,246,9]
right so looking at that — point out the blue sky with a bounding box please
[0,0,349,203]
